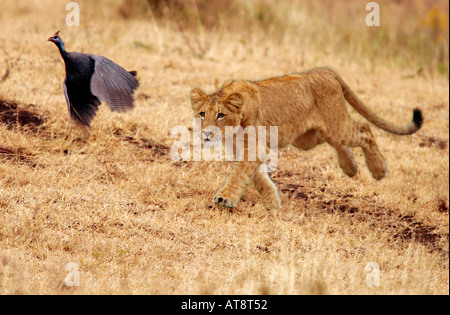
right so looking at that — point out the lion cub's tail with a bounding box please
[325,67,423,135]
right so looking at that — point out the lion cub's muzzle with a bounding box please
[201,125,222,143]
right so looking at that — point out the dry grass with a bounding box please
[0,0,448,295]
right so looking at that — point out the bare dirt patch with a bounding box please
[0,146,37,168]
[275,172,449,258]
[419,135,448,150]
[0,99,47,131]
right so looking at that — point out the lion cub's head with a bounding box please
[190,84,244,143]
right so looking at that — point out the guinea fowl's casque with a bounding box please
[48,31,139,127]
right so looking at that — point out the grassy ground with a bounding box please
[0,0,448,294]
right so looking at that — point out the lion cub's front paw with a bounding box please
[213,193,239,208]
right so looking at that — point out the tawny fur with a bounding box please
[190,67,423,210]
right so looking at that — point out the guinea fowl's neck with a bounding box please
[55,41,69,59]
[55,41,76,75]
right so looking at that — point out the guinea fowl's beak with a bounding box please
[48,37,55,42]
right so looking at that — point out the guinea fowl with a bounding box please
[48,31,139,127]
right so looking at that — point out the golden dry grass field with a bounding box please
[0,0,449,295]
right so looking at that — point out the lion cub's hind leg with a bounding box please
[333,145,359,178]
[295,129,359,178]
[357,123,388,180]
[252,167,282,210]
[328,121,387,181]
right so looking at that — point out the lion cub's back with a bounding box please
[251,74,316,113]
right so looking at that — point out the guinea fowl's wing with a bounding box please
[63,78,100,127]
[89,55,139,113]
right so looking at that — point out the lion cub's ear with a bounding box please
[190,88,207,111]
[224,92,244,113]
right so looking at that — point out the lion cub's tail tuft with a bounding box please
[412,108,424,131]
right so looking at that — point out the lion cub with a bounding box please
[190,67,423,210]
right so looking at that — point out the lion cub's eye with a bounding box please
[199,112,205,118]
[217,113,226,119]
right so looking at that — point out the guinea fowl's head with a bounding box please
[48,30,64,49]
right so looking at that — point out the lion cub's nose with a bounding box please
[202,130,214,140]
